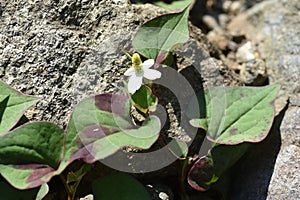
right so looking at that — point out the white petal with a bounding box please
[143,69,161,80]
[142,59,155,69]
[124,68,135,76]
[128,74,143,94]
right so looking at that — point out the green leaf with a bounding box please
[209,143,250,177]
[0,181,39,200]
[0,122,63,167]
[92,116,160,160]
[188,143,250,191]
[131,85,158,114]
[67,164,91,184]
[92,173,151,200]
[59,94,131,168]
[189,118,208,132]
[36,183,49,200]
[133,6,190,60]
[0,122,64,189]
[154,0,193,11]
[0,81,39,135]
[189,84,280,144]
[67,164,92,200]
[61,94,161,167]
[168,139,188,158]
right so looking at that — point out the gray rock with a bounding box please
[280,106,300,147]
[0,0,136,125]
[228,0,300,199]
[235,41,255,62]
[267,145,300,200]
[239,58,268,85]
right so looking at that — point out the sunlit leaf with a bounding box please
[0,122,64,189]
[36,183,49,200]
[133,6,189,60]
[0,81,38,136]
[189,84,280,144]
[61,94,161,168]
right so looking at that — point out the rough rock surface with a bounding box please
[0,0,137,126]
[0,0,229,127]
[228,0,300,199]
[267,145,300,199]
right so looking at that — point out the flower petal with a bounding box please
[124,68,135,76]
[128,74,143,94]
[143,69,161,80]
[143,59,155,69]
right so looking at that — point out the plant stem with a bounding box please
[60,174,72,200]
[178,159,190,200]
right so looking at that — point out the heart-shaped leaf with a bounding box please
[189,84,280,145]
[0,93,161,190]
[133,6,189,60]
[0,81,39,136]
[92,173,151,200]
[61,94,161,167]
[0,122,64,189]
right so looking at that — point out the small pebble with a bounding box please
[159,192,170,200]
[236,41,255,62]
[80,194,93,200]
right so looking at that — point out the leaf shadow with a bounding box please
[0,95,9,124]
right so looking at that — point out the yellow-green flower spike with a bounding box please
[132,53,143,74]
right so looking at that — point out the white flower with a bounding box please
[124,53,161,94]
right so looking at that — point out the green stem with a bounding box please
[60,174,72,200]
[179,159,190,200]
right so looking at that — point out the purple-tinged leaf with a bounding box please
[187,156,214,191]
[95,94,130,119]
[0,122,64,189]
[189,84,280,145]
[188,143,250,191]
[60,93,161,170]
[155,51,168,67]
